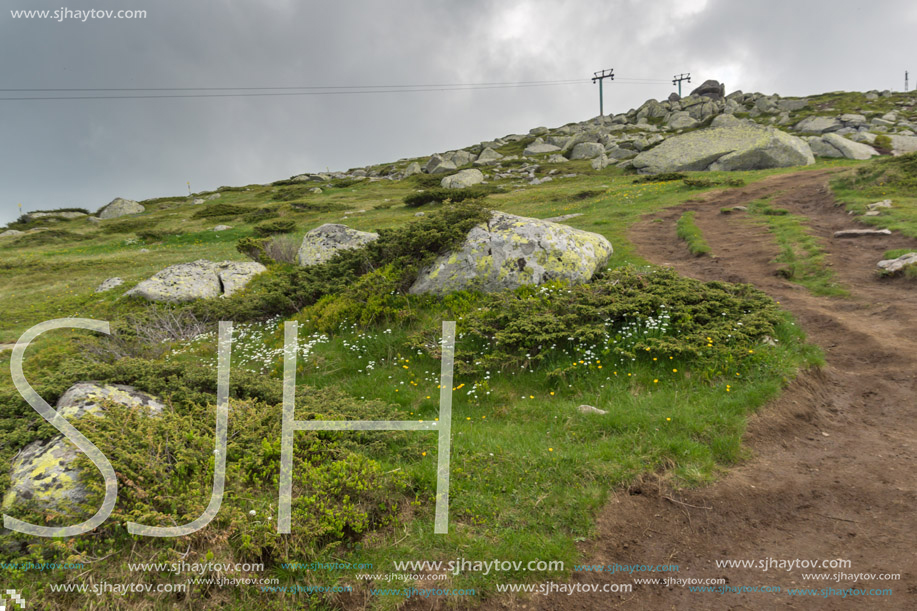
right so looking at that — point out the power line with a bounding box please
[0,75,675,102]
[0,81,592,101]
[0,78,588,93]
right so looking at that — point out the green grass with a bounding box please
[0,158,835,609]
[830,152,917,239]
[746,199,847,296]
[675,211,712,256]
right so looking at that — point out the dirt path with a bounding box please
[486,169,917,610]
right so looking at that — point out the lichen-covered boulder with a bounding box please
[297,223,379,266]
[631,120,814,174]
[2,383,164,512]
[125,259,266,302]
[408,211,612,295]
[216,261,267,296]
[441,169,484,189]
[98,197,144,220]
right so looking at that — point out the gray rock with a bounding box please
[98,198,144,220]
[840,113,867,124]
[591,155,610,170]
[666,111,698,130]
[0,229,24,238]
[309,187,323,194]
[409,211,612,295]
[808,137,845,158]
[445,150,476,167]
[430,160,457,175]
[632,121,814,174]
[22,211,87,222]
[441,169,485,189]
[216,261,269,296]
[794,116,842,134]
[867,199,893,210]
[473,147,504,167]
[577,404,607,415]
[546,154,569,163]
[689,79,725,100]
[877,252,917,273]
[206,193,222,200]
[776,99,809,112]
[94,277,124,293]
[821,133,878,160]
[529,126,549,136]
[569,142,605,160]
[710,114,742,128]
[213,224,232,231]
[604,146,637,160]
[2,383,165,512]
[833,229,892,238]
[125,259,266,302]
[402,162,423,178]
[87,217,101,224]
[192,198,205,205]
[889,134,917,154]
[523,138,562,156]
[298,224,379,266]
[686,100,719,122]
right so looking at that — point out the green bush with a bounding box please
[403,186,497,208]
[253,219,296,237]
[418,266,782,377]
[408,174,443,189]
[242,207,280,223]
[272,185,315,201]
[197,201,489,321]
[101,219,149,234]
[632,172,686,183]
[192,203,247,219]
[137,229,180,242]
[289,201,347,213]
[873,134,892,152]
[9,230,92,247]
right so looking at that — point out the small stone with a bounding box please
[577,405,607,415]
[833,229,892,238]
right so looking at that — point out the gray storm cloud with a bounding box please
[0,0,913,224]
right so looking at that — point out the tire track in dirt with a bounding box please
[482,169,917,610]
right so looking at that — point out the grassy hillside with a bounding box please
[3,140,910,608]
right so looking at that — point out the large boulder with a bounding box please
[819,133,878,160]
[474,147,504,166]
[889,135,917,154]
[409,211,612,295]
[523,138,561,156]
[0,229,24,238]
[126,260,266,302]
[569,142,606,160]
[98,198,144,220]
[665,111,698,130]
[297,223,378,266]
[441,169,485,189]
[2,383,164,512]
[631,120,814,174]
[689,79,726,100]
[793,116,841,134]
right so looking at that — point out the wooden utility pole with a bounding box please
[592,69,614,116]
[673,73,691,97]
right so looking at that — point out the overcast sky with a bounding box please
[1,0,914,225]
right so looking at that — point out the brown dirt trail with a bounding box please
[484,169,917,610]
